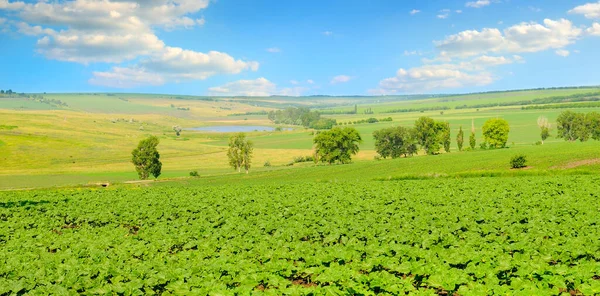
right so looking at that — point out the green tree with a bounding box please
[588,112,600,141]
[456,126,464,151]
[438,121,451,153]
[241,139,254,174]
[373,126,414,159]
[0,90,4,94]
[482,118,510,148]
[556,111,588,141]
[414,117,441,155]
[314,127,362,164]
[227,133,249,172]
[131,136,162,180]
[469,119,476,150]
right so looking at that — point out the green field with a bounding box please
[2,177,599,295]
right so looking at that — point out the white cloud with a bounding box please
[372,54,520,94]
[16,22,57,36]
[569,1,600,19]
[208,78,307,97]
[0,0,25,10]
[266,47,281,53]
[89,47,259,87]
[89,67,164,88]
[331,75,352,84]
[0,0,258,87]
[435,19,583,58]
[437,14,449,19]
[307,79,315,84]
[37,32,165,64]
[555,49,570,57]
[140,47,259,80]
[290,80,299,85]
[375,65,494,93]
[466,0,491,8]
[587,23,600,35]
[456,10,463,14]
[410,9,421,15]
[322,31,333,36]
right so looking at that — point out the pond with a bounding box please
[185,126,290,133]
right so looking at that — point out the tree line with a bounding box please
[555,110,600,142]
[373,117,510,159]
[267,107,336,129]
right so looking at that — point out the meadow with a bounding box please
[2,89,600,189]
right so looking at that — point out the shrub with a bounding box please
[510,155,527,169]
[263,161,271,167]
[189,171,199,177]
[293,156,306,163]
[479,142,488,150]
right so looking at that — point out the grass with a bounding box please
[1,89,600,190]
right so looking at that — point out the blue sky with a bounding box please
[1,0,600,96]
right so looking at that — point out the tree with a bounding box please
[227,133,246,172]
[457,126,464,151]
[241,139,254,174]
[537,116,551,144]
[414,117,441,155]
[482,118,510,148]
[438,121,451,153]
[314,127,362,164]
[0,90,4,94]
[173,125,182,137]
[469,119,476,150]
[588,112,600,141]
[131,136,162,180]
[373,126,415,159]
[556,111,588,142]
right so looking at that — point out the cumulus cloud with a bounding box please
[140,47,259,79]
[37,32,165,64]
[89,67,164,88]
[569,1,600,19]
[466,0,491,8]
[89,47,259,87]
[587,23,600,35]
[1,0,259,87]
[435,19,582,58]
[208,78,307,97]
[0,0,25,10]
[410,9,421,15]
[555,49,570,57]
[372,55,520,94]
[331,75,352,84]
